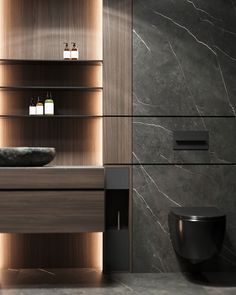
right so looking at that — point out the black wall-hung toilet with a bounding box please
[168,207,226,264]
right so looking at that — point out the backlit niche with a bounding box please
[0,0,103,270]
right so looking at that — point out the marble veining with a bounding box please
[133,0,236,116]
[133,117,236,164]
[133,165,236,272]
[132,0,236,273]
[2,269,236,294]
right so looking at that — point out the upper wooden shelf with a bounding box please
[0,59,103,65]
[0,86,103,91]
[0,115,103,118]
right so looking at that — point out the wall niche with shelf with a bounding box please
[0,89,102,116]
[0,60,103,166]
[0,0,103,270]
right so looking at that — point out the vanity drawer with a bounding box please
[0,190,104,233]
[0,167,104,189]
[133,117,236,163]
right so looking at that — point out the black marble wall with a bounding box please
[133,0,236,272]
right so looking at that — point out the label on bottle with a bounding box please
[63,50,71,59]
[45,102,54,115]
[29,106,36,115]
[36,105,44,115]
[71,50,79,60]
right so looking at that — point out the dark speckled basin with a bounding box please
[0,147,56,167]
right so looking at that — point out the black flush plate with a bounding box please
[173,131,209,150]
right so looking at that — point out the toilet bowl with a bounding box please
[168,207,226,263]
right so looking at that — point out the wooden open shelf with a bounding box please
[0,89,102,116]
[0,64,102,88]
[0,59,103,65]
[0,115,102,118]
[0,118,103,166]
[0,86,103,90]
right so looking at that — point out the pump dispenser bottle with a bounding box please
[36,97,44,115]
[29,98,36,115]
[71,42,79,60]
[63,43,70,60]
[44,92,54,115]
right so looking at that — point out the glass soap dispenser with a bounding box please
[71,42,79,60]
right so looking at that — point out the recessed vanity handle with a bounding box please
[117,211,120,231]
[173,131,209,150]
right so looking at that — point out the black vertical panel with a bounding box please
[103,168,130,272]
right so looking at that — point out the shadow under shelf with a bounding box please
[0,115,103,119]
[0,59,103,65]
[0,86,103,91]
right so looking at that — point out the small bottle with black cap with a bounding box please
[71,42,79,60]
[36,97,44,115]
[63,42,70,60]
[29,98,36,115]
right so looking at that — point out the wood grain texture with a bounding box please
[0,0,103,60]
[0,0,104,269]
[103,0,132,115]
[0,118,103,166]
[0,90,102,116]
[0,64,102,87]
[103,0,132,164]
[103,117,132,164]
[0,167,104,189]
[0,233,103,268]
[0,190,104,233]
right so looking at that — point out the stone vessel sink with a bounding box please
[0,147,56,167]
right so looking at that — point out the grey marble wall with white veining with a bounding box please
[133,0,236,272]
[133,165,236,272]
[133,0,236,116]
[133,117,236,164]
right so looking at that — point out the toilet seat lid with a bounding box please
[170,207,226,221]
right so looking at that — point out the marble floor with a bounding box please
[0,269,236,294]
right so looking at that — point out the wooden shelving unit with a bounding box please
[0,59,103,166]
[0,0,106,271]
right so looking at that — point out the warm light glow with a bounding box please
[0,0,4,133]
[0,0,103,270]
[97,118,103,165]
[96,0,103,268]
[93,233,103,270]
[0,0,4,270]
[0,0,3,58]
[0,234,4,269]
[93,0,103,60]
